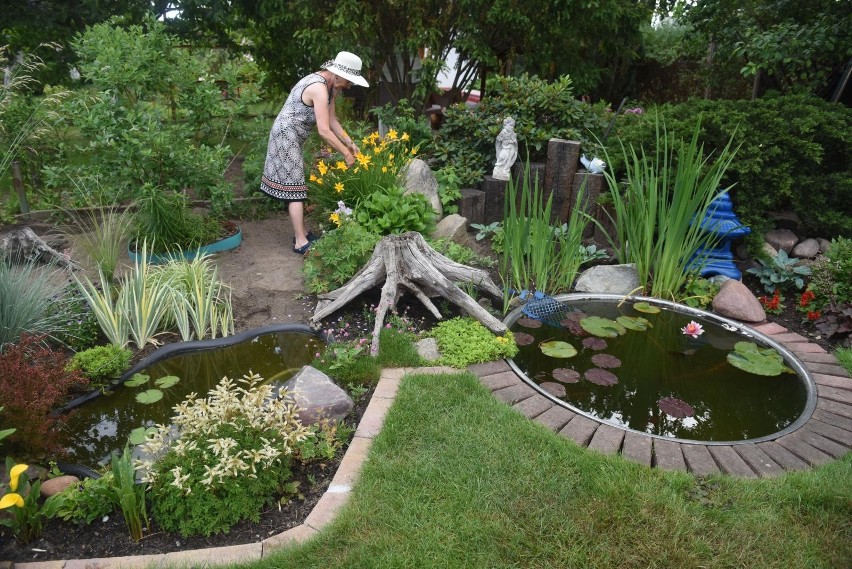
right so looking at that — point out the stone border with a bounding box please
[469,321,852,478]
[11,367,455,569]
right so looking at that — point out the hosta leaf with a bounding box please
[616,315,652,331]
[128,426,158,445]
[658,397,695,418]
[540,341,578,358]
[135,389,163,404]
[580,316,623,338]
[514,332,535,346]
[633,301,660,314]
[540,382,566,397]
[124,373,149,387]
[154,375,180,388]
[584,368,619,386]
[553,368,581,383]
[726,342,785,376]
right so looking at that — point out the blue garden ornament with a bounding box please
[690,191,751,280]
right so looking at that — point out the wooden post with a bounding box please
[11,161,30,217]
[544,139,581,222]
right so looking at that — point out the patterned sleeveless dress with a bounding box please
[260,73,331,201]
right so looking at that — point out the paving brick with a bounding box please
[64,555,164,569]
[805,419,852,447]
[262,524,319,555]
[812,408,852,432]
[788,342,828,354]
[708,446,757,478]
[380,367,410,381]
[165,543,263,567]
[415,365,457,375]
[812,373,852,391]
[373,375,401,399]
[772,332,811,344]
[776,433,833,466]
[757,441,809,471]
[653,439,687,471]
[804,362,850,376]
[493,383,537,405]
[559,415,599,447]
[796,352,840,365]
[478,371,521,391]
[682,445,720,475]
[304,491,350,531]
[752,322,788,335]
[621,432,653,466]
[817,399,852,420]
[354,395,394,438]
[818,385,852,404]
[467,360,511,376]
[796,428,850,458]
[587,423,624,454]
[733,445,785,478]
[512,394,554,419]
[331,436,373,488]
[533,406,576,432]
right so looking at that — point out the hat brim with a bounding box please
[325,65,369,88]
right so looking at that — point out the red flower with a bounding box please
[799,290,816,307]
[807,311,821,321]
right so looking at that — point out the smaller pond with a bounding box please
[508,295,814,443]
[60,325,325,468]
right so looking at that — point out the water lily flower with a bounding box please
[681,321,704,338]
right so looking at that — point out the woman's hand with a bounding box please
[344,152,356,168]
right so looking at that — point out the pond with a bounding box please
[60,325,325,468]
[507,294,815,443]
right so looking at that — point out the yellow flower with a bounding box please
[356,152,372,167]
[9,464,27,492]
[335,182,344,193]
[335,161,348,171]
[317,161,328,176]
[496,336,508,344]
[361,136,370,145]
[401,132,410,141]
[387,129,398,140]
[374,144,383,154]
[309,173,318,182]
[389,153,395,161]
[0,493,24,509]
[316,177,323,185]
[410,147,418,156]
[382,166,388,173]
[329,212,341,226]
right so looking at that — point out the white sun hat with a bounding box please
[322,51,369,87]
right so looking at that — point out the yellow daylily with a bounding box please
[387,129,398,140]
[317,161,328,176]
[9,463,27,492]
[0,492,24,509]
[316,177,323,185]
[410,147,418,156]
[389,153,395,161]
[329,212,341,226]
[334,182,344,193]
[356,152,372,168]
[309,173,318,182]
[382,166,388,173]
[335,161,348,171]
[401,132,410,141]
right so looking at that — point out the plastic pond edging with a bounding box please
[127,224,242,264]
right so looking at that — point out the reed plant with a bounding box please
[74,266,129,347]
[597,118,739,298]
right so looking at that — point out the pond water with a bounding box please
[61,328,325,468]
[508,297,811,442]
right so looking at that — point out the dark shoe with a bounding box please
[293,241,312,255]
[292,231,318,245]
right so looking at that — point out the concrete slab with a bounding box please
[533,406,576,432]
[492,383,537,405]
[262,524,318,556]
[621,432,653,466]
[682,445,720,475]
[757,441,809,471]
[512,394,554,419]
[708,446,757,478]
[587,423,625,455]
[559,415,599,447]
[653,439,687,471]
[733,444,785,478]
[467,360,511,376]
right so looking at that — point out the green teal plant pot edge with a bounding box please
[128,225,242,264]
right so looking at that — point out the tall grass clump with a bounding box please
[62,204,137,282]
[598,118,739,298]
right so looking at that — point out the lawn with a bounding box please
[239,371,852,569]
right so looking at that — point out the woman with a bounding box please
[259,51,369,254]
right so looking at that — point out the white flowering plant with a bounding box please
[137,372,311,537]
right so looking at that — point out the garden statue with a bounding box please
[580,154,607,174]
[492,117,518,180]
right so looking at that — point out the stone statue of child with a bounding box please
[492,117,518,181]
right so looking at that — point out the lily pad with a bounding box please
[517,317,542,329]
[154,375,180,388]
[658,397,695,418]
[561,318,588,336]
[135,389,163,404]
[616,315,652,331]
[633,301,660,314]
[726,342,786,376]
[128,426,158,445]
[560,311,587,323]
[584,368,619,386]
[553,368,581,383]
[591,354,622,368]
[579,316,624,338]
[540,382,567,397]
[514,332,535,346]
[582,337,608,351]
[124,373,149,387]
[540,341,578,358]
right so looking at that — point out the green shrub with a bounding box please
[427,238,495,268]
[432,317,518,368]
[302,221,380,294]
[370,98,435,151]
[825,238,852,305]
[67,344,132,382]
[43,472,116,525]
[133,185,223,254]
[354,186,436,236]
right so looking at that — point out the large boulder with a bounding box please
[281,366,353,425]
[792,238,820,259]
[40,475,80,497]
[401,158,443,218]
[574,264,640,295]
[764,229,798,253]
[712,280,766,323]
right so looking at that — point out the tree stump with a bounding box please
[311,232,506,354]
[1,227,79,271]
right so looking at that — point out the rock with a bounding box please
[281,366,353,425]
[433,214,469,242]
[817,238,832,253]
[416,338,441,362]
[734,242,751,261]
[764,229,798,253]
[574,264,641,295]
[40,475,80,497]
[712,280,766,323]
[401,158,443,218]
[762,242,778,259]
[792,238,819,259]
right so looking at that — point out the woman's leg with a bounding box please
[289,200,309,249]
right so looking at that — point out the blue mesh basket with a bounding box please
[518,290,572,326]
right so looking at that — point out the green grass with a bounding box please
[836,347,852,375]
[374,328,425,368]
[238,372,851,569]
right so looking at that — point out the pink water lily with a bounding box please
[681,320,704,338]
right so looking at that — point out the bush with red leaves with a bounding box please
[0,334,89,459]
